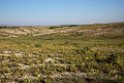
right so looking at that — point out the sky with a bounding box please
[0,0,124,25]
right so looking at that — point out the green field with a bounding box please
[0,23,124,83]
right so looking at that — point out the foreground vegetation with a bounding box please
[0,23,124,83]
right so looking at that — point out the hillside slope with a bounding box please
[0,23,124,38]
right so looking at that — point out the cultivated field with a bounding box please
[0,23,124,83]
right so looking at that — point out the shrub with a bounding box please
[34,43,42,48]
[49,26,59,29]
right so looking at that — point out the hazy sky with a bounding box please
[0,0,124,25]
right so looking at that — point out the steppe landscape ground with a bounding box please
[0,23,124,83]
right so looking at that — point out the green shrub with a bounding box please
[34,43,42,48]
[49,26,59,29]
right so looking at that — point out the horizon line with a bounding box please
[0,21,124,27]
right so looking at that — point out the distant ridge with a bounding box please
[0,21,124,26]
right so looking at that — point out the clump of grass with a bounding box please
[76,46,91,54]
[34,43,42,48]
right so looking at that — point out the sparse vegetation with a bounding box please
[0,23,124,83]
